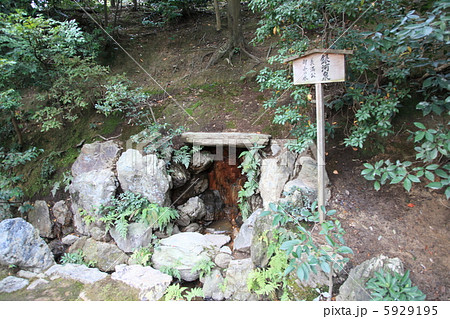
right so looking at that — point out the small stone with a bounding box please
[0,276,29,293]
[62,234,80,246]
[214,253,232,269]
[27,278,49,290]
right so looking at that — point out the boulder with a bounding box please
[250,212,274,268]
[111,264,172,301]
[180,223,201,232]
[69,238,128,273]
[62,234,80,246]
[200,190,224,221]
[234,209,261,253]
[171,174,209,206]
[191,151,214,173]
[203,269,225,301]
[45,263,108,284]
[337,255,404,301]
[0,218,55,272]
[69,169,118,235]
[28,200,53,238]
[109,223,153,253]
[176,196,207,223]
[27,278,49,290]
[71,140,121,177]
[116,149,171,206]
[151,232,216,282]
[214,253,232,269]
[169,162,190,189]
[224,258,257,301]
[259,158,291,209]
[0,276,29,293]
[204,234,231,248]
[52,200,71,226]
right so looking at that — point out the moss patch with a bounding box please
[0,278,84,301]
[81,277,140,301]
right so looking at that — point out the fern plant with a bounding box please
[238,144,264,220]
[159,265,182,281]
[60,250,96,268]
[191,258,215,280]
[163,284,204,301]
[247,247,290,300]
[172,145,203,169]
[97,191,179,239]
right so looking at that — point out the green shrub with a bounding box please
[366,269,426,301]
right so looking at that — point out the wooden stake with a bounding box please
[315,83,326,224]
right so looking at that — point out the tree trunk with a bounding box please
[103,0,108,26]
[132,0,138,11]
[206,0,259,68]
[213,0,222,31]
[111,0,116,7]
[11,114,23,146]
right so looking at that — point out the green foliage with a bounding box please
[361,121,449,198]
[159,265,182,281]
[163,283,204,301]
[265,201,352,284]
[0,12,107,132]
[247,247,290,300]
[143,0,209,26]
[95,75,151,125]
[60,250,96,268]
[172,145,202,169]
[251,0,449,198]
[129,246,153,267]
[0,147,43,214]
[131,123,186,161]
[191,258,215,280]
[97,191,179,238]
[366,269,426,301]
[238,144,263,220]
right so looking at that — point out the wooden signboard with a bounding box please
[286,49,352,223]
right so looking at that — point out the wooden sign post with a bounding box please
[286,49,352,223]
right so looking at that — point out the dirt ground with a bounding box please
[46,6,449,301]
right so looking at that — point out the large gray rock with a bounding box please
[176,196,207,223]
[203,269,225,300]
[169,162,190,188]
[69,238,128,272]
[204,234,231,248]
[69,169,118,235]
[259,158,291,209]
[181,132,271,148]
[234,209,261,253]
[0,276,29,293]
[111,264,172,301]
[45,263,108,284]
[28,200,53,238]
[52,200,71,226]
[224,258,257,301]
[71,140,121,177]
[151,232,216,282]
[283,156,331,204]
[250,212,274,268]
[116,149,171,206]
[171,174,209,206]
[109,223,153,253]
[337,255,404,301]
[200,190,224,221]
[191,151,214,173]
[0,218,55,272]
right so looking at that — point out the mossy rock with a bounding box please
[81,277,140,301]
[0,278,84,301]
[285,275,327,301]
